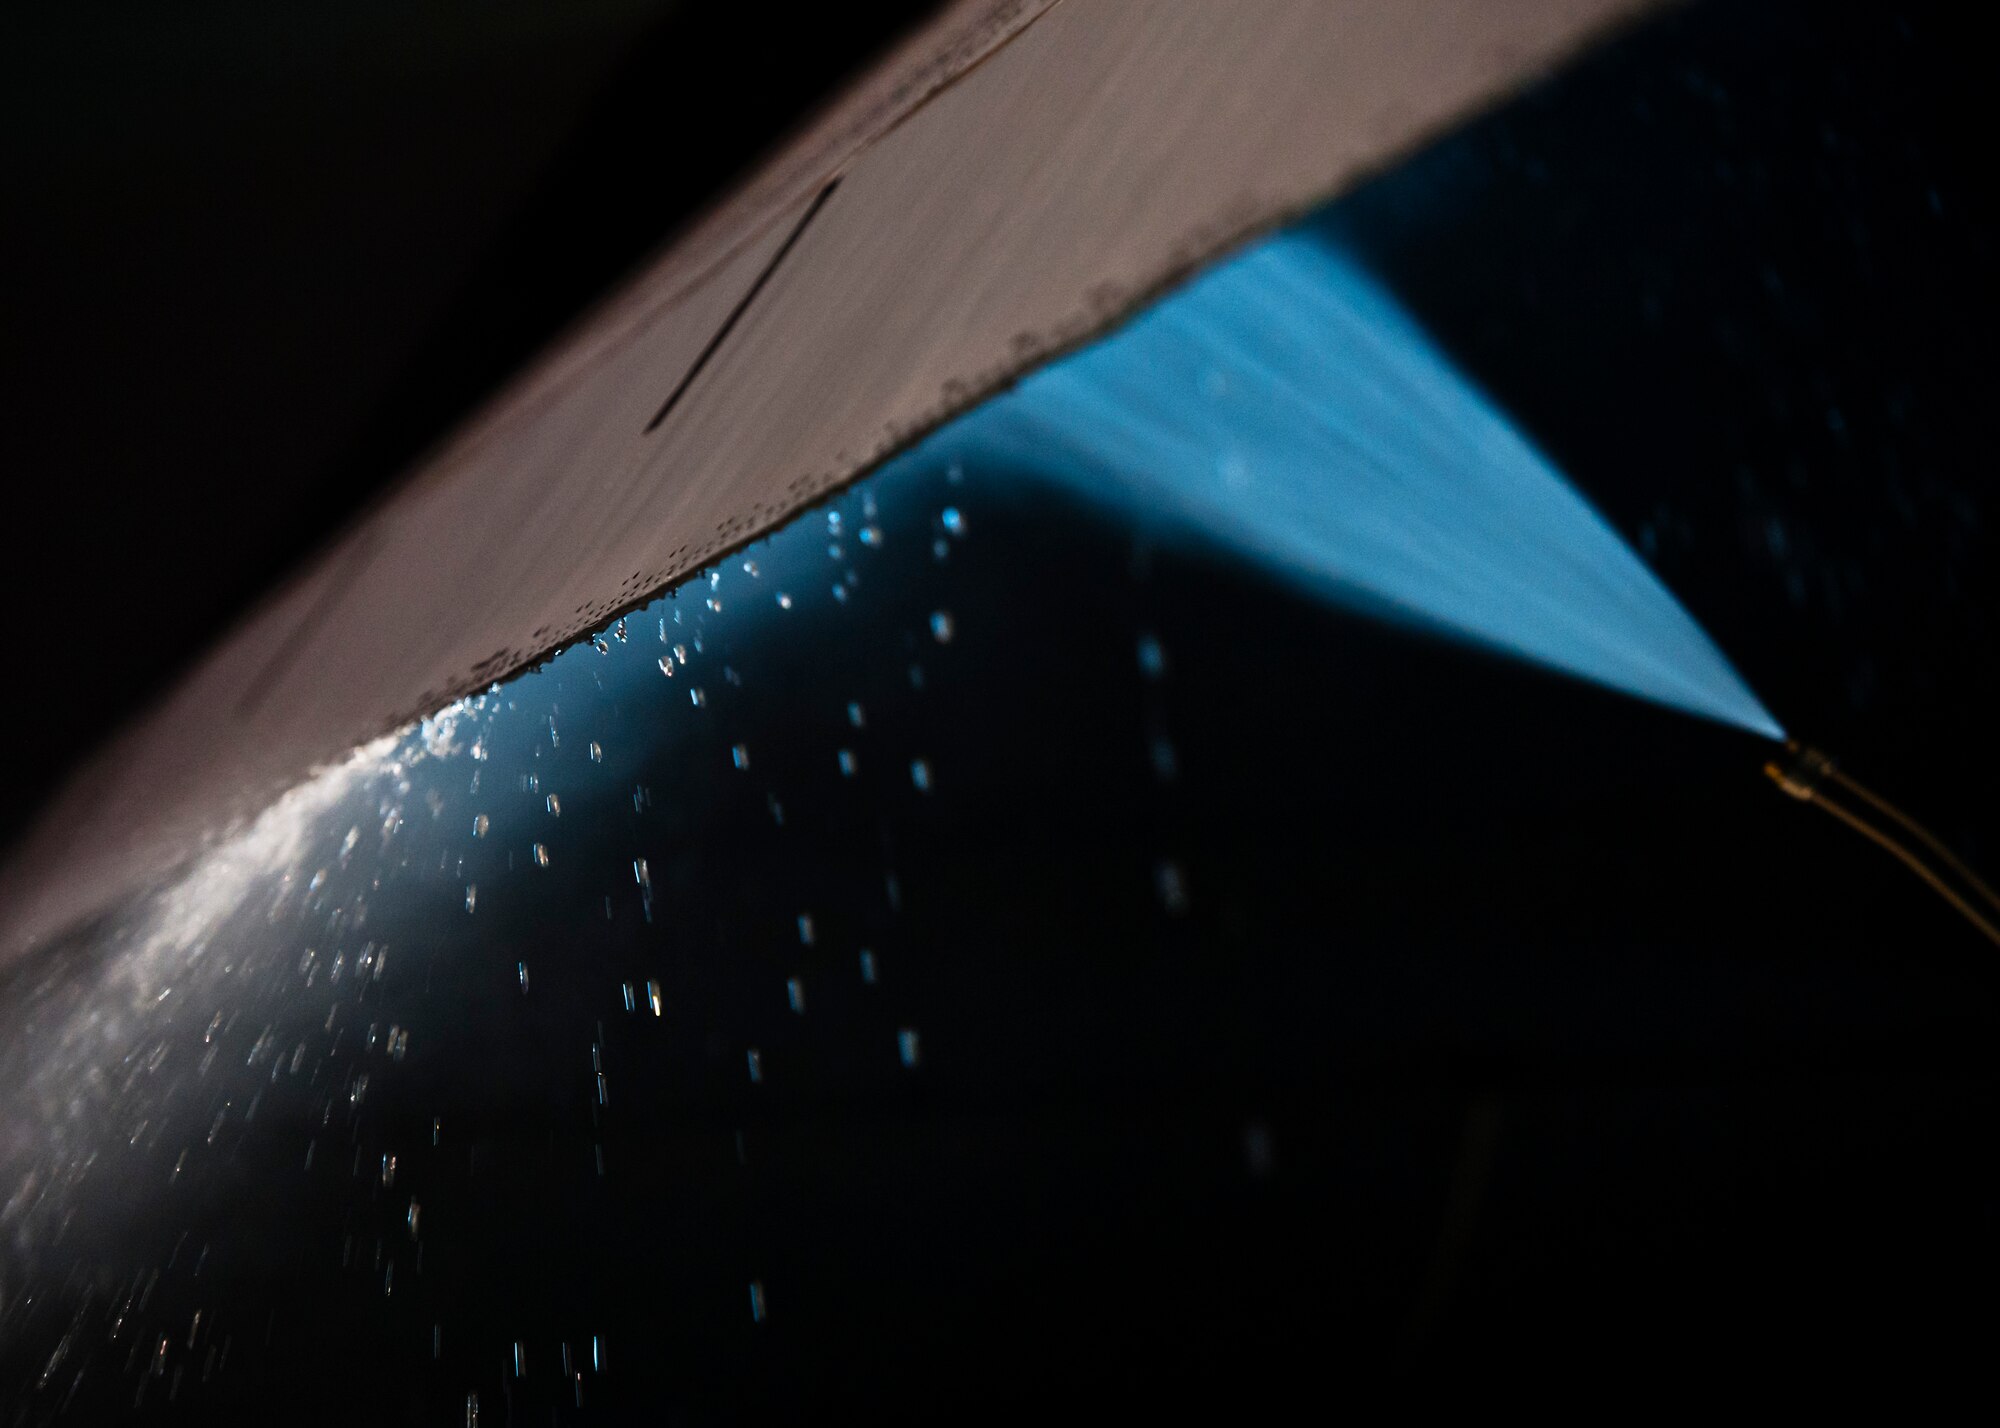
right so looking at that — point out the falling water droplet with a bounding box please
[837,750,857,777]
[472,814,489,838]
[776,592,793,609]
[731,744,750,770]
[464,885,477,914]
[929,611,954,643]
[1136,634,1167,679]
[518,962,530,993]
[897,1029,922,1068]
[786,978,805,1014]
[531,843,550,869]
[546,793,561,816]
[910,760,933,792]
[588,741,603,763]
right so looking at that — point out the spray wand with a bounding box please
[1766,741,2000,948]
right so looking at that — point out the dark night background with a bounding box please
[0,0,1995,1417]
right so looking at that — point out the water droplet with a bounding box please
[859,525,882,547]
[1136,634,1167,679]
[518,962,530,993]
[1155,861,1189,913]
[910,759,933,792]
[837,749,857,777]
[672,643,688,664]
[706,598,723,613]
[622,982,635,1012]
[731,744,750,770]
[531,843,550,869]
[742,559,760,577]
[897,1029,922,1068]
[1149,736,1179,782]
[472,814,489,838]
[464,885,477,914]
[689,687,706,707]
[745,1049,763,1084]
[380,1153,397,1188]
[749,1280,768,1323]
[658,656,675,676]
[858,949,878,984]
[1244,1121,1276,1178]
[940,506,965,535]
[646,981,662,1017]
[831,583,848,603]
[776,592,793,609]
[588,741,603,763]
[796,914,815,946]
[632,859,650,888]
[846,701,865,727]
[929,611,954,643]
[613,618,628,642]
[546,793,561,816]
[786,978,805,1014]
[593,638,610,655]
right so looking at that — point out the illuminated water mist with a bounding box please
[920,227,1782,740]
